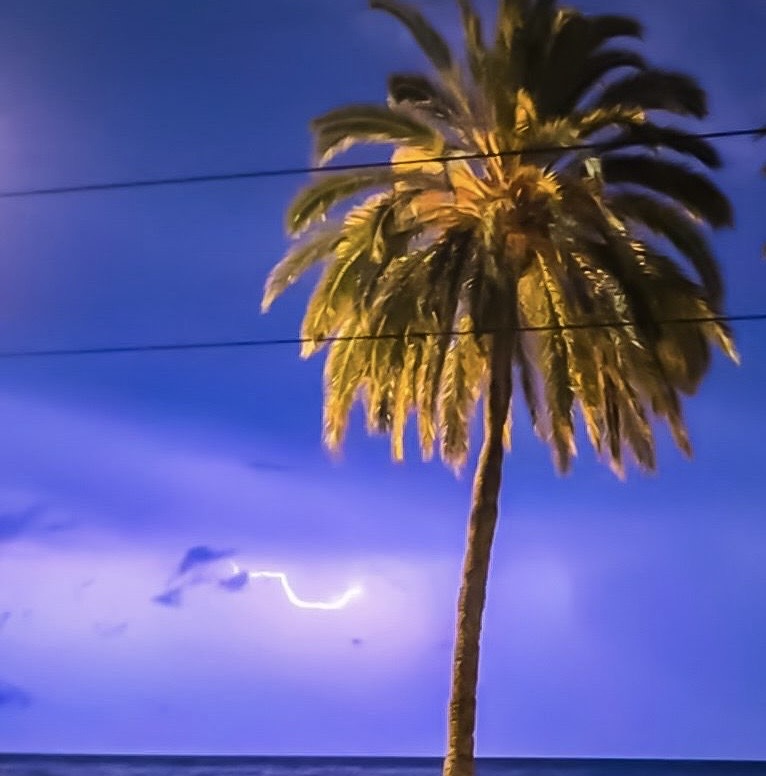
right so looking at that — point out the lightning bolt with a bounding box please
[230,562,362,611]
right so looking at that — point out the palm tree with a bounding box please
[262,1,738,774]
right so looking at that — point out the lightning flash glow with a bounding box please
[230,562,363,611]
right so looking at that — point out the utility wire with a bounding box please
[0,124,762,359]
[1,312,764,360]
[0,126,763,200]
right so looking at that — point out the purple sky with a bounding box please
[0,0,765,760]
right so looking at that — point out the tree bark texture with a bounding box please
[442,336,512,776]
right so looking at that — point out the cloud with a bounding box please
[0,493,76,546]
[0,611,10,631]
[153,546,238,607]
[219,570,249,592]
[152,587,183,608]
[175,545,234,577]
[0,504,48,543]
[0,680,31,709]
[0,393,460,559]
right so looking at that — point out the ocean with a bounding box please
[0,756,764,776]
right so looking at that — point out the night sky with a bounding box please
[0,0,765,760]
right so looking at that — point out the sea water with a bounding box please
[0,756,763,776]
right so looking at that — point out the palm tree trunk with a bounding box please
[443,337,512,776]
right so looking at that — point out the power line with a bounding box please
[0,126,763,200]
[1,312,763,360]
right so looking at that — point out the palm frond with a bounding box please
[390,339,419,460]
[574,104,647,140]
[341,192,399,267]
[578,235,660,344]
[711,320,739,364]
[286,170,396,236]
[438,320,485,470]
[538,12,644,118]
[639,252,730,392]
[265,0,736,481]
[595,70,708,118]
[364,333,402,434]
[299,198,399,354]
[602,155,733,228]
[457,0,488,87]
[603,375,624,476]
[417,238,470,453]
[490,0,529,126]
[502,400,513,450]
[388,74,459,120]
[262,228,339,312]
[520,0,558,91]
[545,252,606,450]
[415,329,448,460]
[534,12,589,118]
[618,390,656,471]
[299,260,358,356]
[608,192,723,305]
[370,0,453,72]
[534,259,576,471]
[323,335,368,450]
[514,334,542,436]
[650,380,692,458]
[609,124,721,168]
[495,0,527,52]
[549,48,648,116]
[312,104,442,165]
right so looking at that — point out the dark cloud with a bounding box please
[351,638,364,648]
[0,681,31,709]
[219,570,249,592]
[0,502,75,544]
[0,504,47,543]
[94,621,129,639]
[155,546,238,608]
[0,611,10,631]
[175,545,234,577]
[152,588,183,608]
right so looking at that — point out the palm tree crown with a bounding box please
[263,0,738,476]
